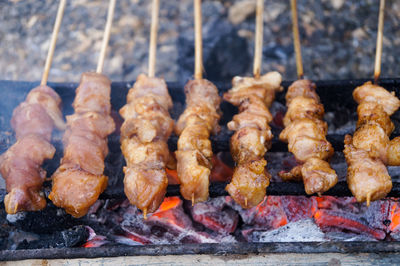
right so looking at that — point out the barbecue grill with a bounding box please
[1,78,400,261]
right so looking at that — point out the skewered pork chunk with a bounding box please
[224,72,282,208]
[49,72,115,218]
[345,82,400,204]
[119,74,173,214]
[344,135,392,204]
[175,79,221,203]
[278,79,337,195]
[387,137,400,166]
[0,85,65,214]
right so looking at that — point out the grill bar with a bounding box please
[1,241,400,261]
[1,79,400,199]
[166,181,400,198]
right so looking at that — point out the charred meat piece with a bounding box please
[0,85,65,214]
[278,79,337,195]
[224,72,282,208]
[49,72,115,218]
[175,79,221,203]
[119,74,173,214]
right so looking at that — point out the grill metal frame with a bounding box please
[1,242,400,261]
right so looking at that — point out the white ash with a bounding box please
[249,219,326,242]
[6,212,26,223]
[325,231,378,242]
[114,235,143,246]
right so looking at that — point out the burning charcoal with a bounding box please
[363,200,392,232]
[121,197,220,244]
[147,197,217,243]
[314,196,358,212]
[16,225,89,250]
[81,226,108,248]
[245,219,326,242]
[120,206,153,245]
[388,200,400,239]
[280,196,317,222]
[314,209,386,240]
[189,197,238,234]
[233,196,288,229]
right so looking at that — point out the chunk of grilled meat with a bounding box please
[49,72,115,218]
[0,85,65,214]
[119,74,173,214]
[344,135,392,204]
[278,79,337,195]
[175,79,221,203]
[224,72,282,208]
[353,81,400,116]
[344,82,400,204]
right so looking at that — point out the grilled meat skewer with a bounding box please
[344,81,400,204]
[119,74,174,214]
[49,72,115,218]
[0,85,65,214]
[224,71,282,208]
[175,79,221,203]
[279,79,338,195]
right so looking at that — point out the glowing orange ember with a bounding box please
[150,197,183,226]
[82,241,97,248]
[82,236,107,248]
[314,210,386,240]
[255,197,288,228]
[124,232,151,245]
[390,203,400,232]
[156,196,181,212]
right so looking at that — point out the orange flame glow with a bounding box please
[150,196,182,225]
[156,196,181,212]
[390,203,400,232]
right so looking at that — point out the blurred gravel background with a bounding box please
[1,0,400,83]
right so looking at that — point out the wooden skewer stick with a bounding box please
[290,0,304,79]
[40,0,67,86]
[374,0,385,84]
[143,208,147,220]
[253,0,264,79]
[194,0,203,80]
[148,0,160,78]
[366,193,371,207]
[96,0,116,74]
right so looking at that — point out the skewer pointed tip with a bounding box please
[366,194,371,207]
[374,74,380,85]
[191,193,195,206]
[143,208,148,220]
[244,197,248,208]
